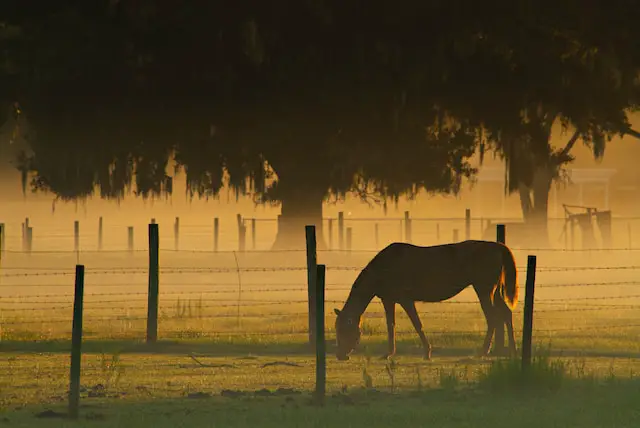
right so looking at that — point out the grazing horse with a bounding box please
[334,240,519,361]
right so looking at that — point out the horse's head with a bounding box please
[334,308,361,361]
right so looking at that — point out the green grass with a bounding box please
[2,378,640,428]
[1,336,640,426]
[2,248,640,427]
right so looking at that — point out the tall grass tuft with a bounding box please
[478,352,567,393]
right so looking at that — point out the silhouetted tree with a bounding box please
[1,1,638,247]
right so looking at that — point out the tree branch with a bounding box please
[559,130,580,157]
[623,127,640,140]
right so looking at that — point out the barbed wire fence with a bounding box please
[7,208,640,253]
[1,218,640,414]
[1,243,639,344]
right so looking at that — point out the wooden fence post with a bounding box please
[251,218,257,250]
[374,223,379,249]
[147,224,160,343]
[306,226,318,346]
[494,224,507,353]
[98,217,103,250]
[404,211,412,243]
[315,264,326,405]
[0,223,4,256]
[436,223,440,243]
[496,224,506,245]
[453,229,459,242]
[522,255,537,372]
[26,226,32,253]
[237,214,246,252]
[239,225,246,253]
[127,226,134,252]
[174,217,180,250]
[465,208,471,240]
[23,218,29,252]
[68,265,85,419]
[338,212,345,250]
[346,227,353,251]
[327,218,334,250]
[74,220,80,252]
[214,217,219,252]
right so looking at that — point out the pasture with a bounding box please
[1,217,640,427]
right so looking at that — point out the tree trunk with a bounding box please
[517,166,553,247]
[271,188,328,250]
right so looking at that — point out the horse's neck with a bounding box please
[343,284,375,320]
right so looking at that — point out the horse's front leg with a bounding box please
[400,300,432,360]
[381,299,396,359]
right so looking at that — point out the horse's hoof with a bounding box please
[490,347,510,357]
[476,348,490,358]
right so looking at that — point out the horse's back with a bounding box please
[374,240,503,262]
[365,241,507,301]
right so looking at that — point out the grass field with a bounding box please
[1,247,640,426]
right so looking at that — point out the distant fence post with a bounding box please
[522,255,537,373]
[404,211,412,243]
[338,212,345,250]
[327,219,334,250]
[306,226,318,346]
[452,229,459,242]
[315,264,326,405]
[68,264,85,419]
[98,217,103,250]
[251,218,257,250]
[26,226,33,253]
[436,223,440,243]
[0,223,5,256]
[24,217,29,252]
[465,208,471,240]
[174,217,180,250]
[346,227,353,251]
[74,220,80,252]
[374,223,379,249]
[237,214,246,252]
[496,224,506,245]
[494,224,506,353]
[147,224,160,343]
[214,217,220,252]
[127,226,134,252]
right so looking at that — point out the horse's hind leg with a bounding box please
[475,291,498,356]
[382,299,396,359]
[494,298,517,356]
[399,300,432,360]
[492,288,508,355]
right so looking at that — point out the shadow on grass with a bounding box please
[5,377,640,428]
[2,335,639,361]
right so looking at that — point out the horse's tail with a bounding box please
[498,243,519,310]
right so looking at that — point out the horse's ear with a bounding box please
[334,308,341,316]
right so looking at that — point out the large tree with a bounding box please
[0,1,485,248]
[1,1,638,247]
[438,1,640,242]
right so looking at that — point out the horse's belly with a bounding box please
[378,280,469,303]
